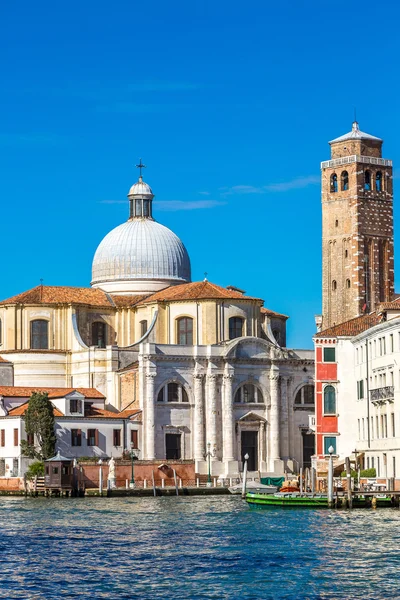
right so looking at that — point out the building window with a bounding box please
[324,436,337,455]
[0,429,4,447]
[157,382,189,403]
[323,385,336,414]
[69,399,82,414]
[135,199,142,217]
[140,320,148,337]
[335,219,339,227]
[364,170,371,191]
[323,347,336,362]
[71,429,82,447]
[234,384,264,403]
[143,200,150,217]
[346,279,351,289]
[393,456,396,478]
[92,322,106,348]
[229,317,244,340]
[30,319,49,349]
[376,171,382,192]
[113,429,121,447]
[391,413,395,437]
[345,249,348,258]
[332,280,337,291]
[165,433,181,460]
[294,385,315,406]
[131,429,138,449]
[341,171,349,191]
[357,380,364,400]
[330,173,338,193]
[177,317,193,345]
[13,429,18,447]
[87,429,98,447]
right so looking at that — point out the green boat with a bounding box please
[246,492,329,508]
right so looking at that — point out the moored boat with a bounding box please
[229,480,278,495]
[246,492,329,508]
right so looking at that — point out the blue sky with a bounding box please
[1,0,400,349]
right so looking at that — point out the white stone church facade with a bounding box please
[0,170,314,476]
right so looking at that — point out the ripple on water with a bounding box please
[0,497,400,599]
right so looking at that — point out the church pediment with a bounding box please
[238,411,266,423]
[225,337,284,360]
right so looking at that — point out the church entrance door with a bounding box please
[241,431,258,471]
[166,434,181,460]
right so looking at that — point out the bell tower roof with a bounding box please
[329,121,382,145]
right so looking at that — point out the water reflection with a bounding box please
[0,497,399,599]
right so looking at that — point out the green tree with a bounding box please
[20,392,56,460]
[25,460,44,480]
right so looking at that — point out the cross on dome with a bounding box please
[136,158,147,179]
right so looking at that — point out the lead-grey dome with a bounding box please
[91,170,191,295]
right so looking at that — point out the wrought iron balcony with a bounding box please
[370,385,394,405]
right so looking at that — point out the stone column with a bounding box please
[269,366,283,473]
[287,377,294,459]
[222,373,234,462]
[207,373,218,457]
[145,372,156,460]
[280,375,289,460]
[193,373,205,461]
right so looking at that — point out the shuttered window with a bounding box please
[0,430,5,447]
[13,429,18,447]
[113,429,121,447]
[131,430,138,449]
[71,429,82,447]
[87,429,98,447]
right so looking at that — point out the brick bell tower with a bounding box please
[320,121,394,330]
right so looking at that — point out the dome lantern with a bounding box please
[128,159,155,219]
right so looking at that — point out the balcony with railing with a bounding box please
[370,385,394,405]
[321,155,392,170]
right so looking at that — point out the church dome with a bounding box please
[91,166,191,295]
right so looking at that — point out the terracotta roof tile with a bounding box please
[0,386,105,399]
[315,313,382,338]
[141,281,263,303]
[8,401,63,417]
[0,286,148,309]
[260,307,289,320]
[84,407,141,419]
[377,298,400,311]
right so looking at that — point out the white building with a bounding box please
[0,169,314,477]
[314,299,400,484]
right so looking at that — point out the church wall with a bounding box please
[6,351,67,387]
[0,362,13,385]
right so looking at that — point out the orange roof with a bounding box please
[8,401,63,417]
[260,307,289,320]
[84,406,141,419]
[141,281,263,303]
[0,387,105,399]
[0,285,148,308]
[315,313,382,338]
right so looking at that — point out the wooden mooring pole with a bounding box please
[345,457,352,509]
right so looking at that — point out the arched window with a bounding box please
[341,171,349,191]
[177,317,193,345]
[234,384,264,403]
[345,249,348,258]
[330,174,338,193]
[92,322,106,348]
[364,170,371,191]
[294,384,315,406]
[157,382,189,403]
[140,320,148,337]
[30,320,49,349]
[332,280,337,291]
[229,317,244,340]
[376,171,382,192]
[346,279,351,289]
[324,385,336,414]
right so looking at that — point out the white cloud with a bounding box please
[99,200,226,211]
[221,175,320,195]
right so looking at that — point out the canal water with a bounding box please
[0,496,399,599]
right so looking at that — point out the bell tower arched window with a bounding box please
[376,171,382,191]
[341,171,349,191]
[92,322,106,348]
[30,320,48,349]
[332,280,337,291]
[177,317,193,345]
[364,170,371,191]
[330,174,338,193]
[229,317,244,340]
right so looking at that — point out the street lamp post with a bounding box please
[206,442,212,487]
[130,444,139,488]
[241,453,250,498]
[98,459,103,495]
[327,445,334,507]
